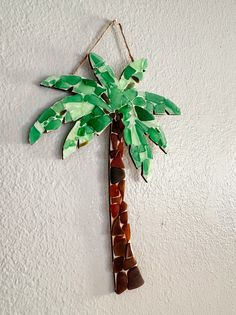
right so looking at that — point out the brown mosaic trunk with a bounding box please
[109,113,144,294]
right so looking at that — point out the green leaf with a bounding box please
[89,52,118,89]
[63,113,111,158]
[41,75,106,96]
[119,58,148,90]
[121,102,168,180]
[144,92,181,115]
[29,93,108,144]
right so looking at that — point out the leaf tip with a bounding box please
[29,126,41,144]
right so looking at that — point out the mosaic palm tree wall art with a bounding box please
[29,21,181,294]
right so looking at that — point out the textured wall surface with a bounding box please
[0,0,236,314]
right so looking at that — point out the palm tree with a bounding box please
[29,52,181,294]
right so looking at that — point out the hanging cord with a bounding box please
[72,20,134,74]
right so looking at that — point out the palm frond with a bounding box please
[89,53,118,89]
[129,91,181,115]
[120,105,167,180]
[29,93,111,145]
[63,110,112,158]
[41,75,106,96]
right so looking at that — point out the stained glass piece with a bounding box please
[145,91,164,103]
[113,257,124,273]
[112,196,122,204]
[164,98,181,115]
[125,243,133,259]
[120,201,128,213]
[110,204,120,218]
[142,159,152,181]
[109,87,123,109]
[112,217,124,236]
[111,134,118,150]
[124,257,137,270]
[111,153,125,168]
[110,184,119,197]
[127,267,144,290]
[122,224,131,241]
[135,106,155,121]
[118,180,125,199]
[38,108,56,123]
[123,128,132,145]
[87,114,112,132]
[123,88,137,101]
[110,167,125,184]
[45,119,62,131]
[85,94,111,111]
[113,237,127,256]
[118,142,124,155]
[133,96,145,106]
[120,212,128,224]
[123,65,136,80]
[29,126,41,144]
[110,149,118,158]
[116,272,128,294]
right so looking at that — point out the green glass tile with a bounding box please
[154,103,165,114]
[29,126,41,144]
[164,99,181,115]
[133,96,145,106]
[123,66,136,80]
[123,88,137,101]
[145,92,164,103]
[45,119,62,131]
[135,106,155,121]
[38,108,56,123]
[64,111,72,123]
[89,52,105,67]
[85,94,111,111]
[87,115,111,132]
[123,128,132,145]
[135,125,147,145]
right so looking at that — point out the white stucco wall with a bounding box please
[1,0,235,314]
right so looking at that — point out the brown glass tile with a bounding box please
[116,271,128,294]
[111,134,118,150]
[123,257,137,270]
[122,224,131,241]
[113,256,124,273]
[120,201,128,213]
[120,212,128,224]
[110,184,119,197]
[125,243,133,259]
[110,167,125,184]
[111,217,124,236]
[113,237,127,256]
[111,153,125,168]
[118,142,124,155]
[110,204,120,218]
[112,196,122,204]
[127,267,144,290]
[109,149,118,158]
[118,180,125,199]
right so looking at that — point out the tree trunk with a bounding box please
[108,113,144,294]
